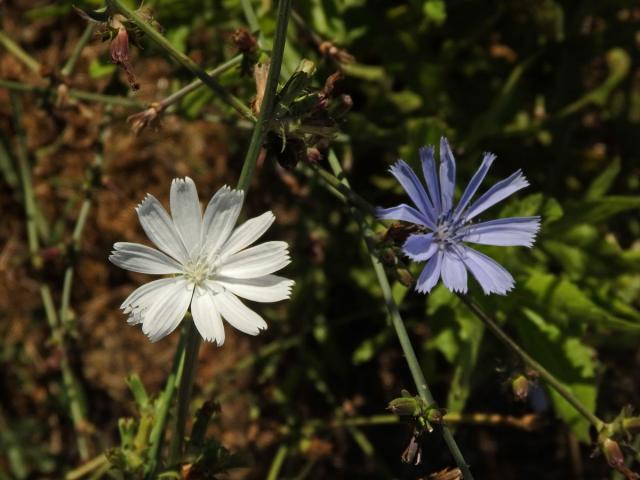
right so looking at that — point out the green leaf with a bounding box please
[517,308,597,442]
[88,58,116,79]
[423,0,447,24]
[585,157,621,200]
[523,272,640,332]
[549,196,640,232]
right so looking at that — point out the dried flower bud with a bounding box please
[318,40,355,64]
[127,105,160,135]
[396,268,414,287]
[401,432,422,465]
[232,27,258,53]
[602,438,625,469]
[306,147,322,164]
[109,16,139,91]
[328,94,353,120]
[252,62,269,115]
[428,467,463,480]
[427,408,444,424]
[512,374,529,401]
[55,84,70,108]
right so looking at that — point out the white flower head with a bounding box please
[109,178,294,344]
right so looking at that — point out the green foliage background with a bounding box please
[1,0,640,478]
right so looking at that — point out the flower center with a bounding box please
[434,217,462,249]
[183,253,219,286]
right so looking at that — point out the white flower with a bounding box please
[109,178,294,344]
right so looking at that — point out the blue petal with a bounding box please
[439,138,456,213]
[463,170,529,222]
[419,146,442,215]
[403,233,438,262]
[459,246,514,295]
[461,217,540,247]
[441,249,468,293]
[389,160,436,224]
[376,204,434,228]
[452,152,496,221]
[415,250,443,294]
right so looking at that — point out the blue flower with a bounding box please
[377,138,540,295]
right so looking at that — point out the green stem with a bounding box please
[145,329,187,477]
[266,444,289,480]
[326,151,473,479]
[61,24,95,77]
[0,79,145,108]
[237,0,291,191]
[458,294,605,431]
[0,30,40,73]
[11,93,91,461]
[156,55,243,112]
[106,0,254,121]
[168,320,201,464]
[240,0,261,34]
[65,454,109,480]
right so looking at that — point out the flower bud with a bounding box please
[427,407,444,424]
[602,438,624,469]
[387,396,420,416]
[512,374,529,401]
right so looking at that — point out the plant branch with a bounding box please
[106,0,255,121]
[0,30,41,73]
[237,0,292,191]
[62,24,95,78]
[326,150,474,479]
[458,294,605,432]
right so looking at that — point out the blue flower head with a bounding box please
[377,138,540,295]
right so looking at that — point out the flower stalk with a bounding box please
[457,294,605,431]
[105,0,255,121]
[326,151,474,479]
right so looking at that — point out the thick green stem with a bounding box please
[168,320,201,464]
[237,0,292,191]
[326,151,473,479]
[106,0,254,121]
[458,294,605,431]
[146,329,188,476]
[266,444,289,480]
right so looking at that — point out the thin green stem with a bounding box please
[266,444,289,480]
[458,294,605,431]
[0,30,40,73]
[107,0,254,121]
[65,454,109,480]
[326,151,473,478]
[11,93,91,461]
[62,24,95,77]
[237,0,292,191]
[0,79,145,108]
[157,55,243,112]
[240,0,261,34]
[146,330,188,477]
[168,320,201,464]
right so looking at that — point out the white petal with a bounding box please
[220,211,275,259]
[136,194,189,264]
[201,186,244,256]
[141,278,193,342]
[218,241,290,279]
[121,277,178,324]
[170,177,202,254]
[109,242,183,275]
[191,286,225,345]
[215,275,294,302]
[211,289,267,336]
[441,249,468,294]
[461,217,540,247]
[439,138,456,213]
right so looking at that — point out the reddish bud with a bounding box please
[232,27,258,53]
